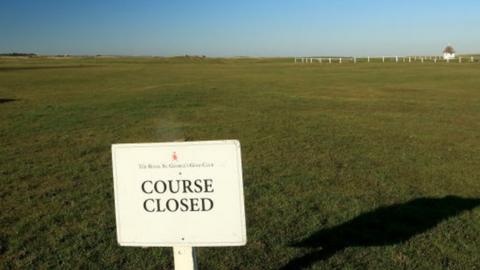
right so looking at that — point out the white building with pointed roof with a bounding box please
[443,45,455,60]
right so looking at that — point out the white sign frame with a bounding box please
[112,140,247,247]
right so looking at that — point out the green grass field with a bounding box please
[1,57,480,269]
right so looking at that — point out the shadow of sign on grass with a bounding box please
[281,196,480,270]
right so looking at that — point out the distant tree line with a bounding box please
[0,52,37,57]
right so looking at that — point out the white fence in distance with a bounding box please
[294,56,478,64]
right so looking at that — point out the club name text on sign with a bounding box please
[112,140,246,247]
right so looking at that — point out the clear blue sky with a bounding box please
[1,0,479,56]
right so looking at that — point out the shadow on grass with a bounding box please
[0,65,97,72]
[0,98,17,104]
[281,196,480,270]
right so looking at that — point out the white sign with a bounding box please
[112,140,246,247]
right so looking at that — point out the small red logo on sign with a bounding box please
[172,151,178,161]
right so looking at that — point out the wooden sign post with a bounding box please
[112,140,247,270]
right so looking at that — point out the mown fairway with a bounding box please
[1,57,480,269]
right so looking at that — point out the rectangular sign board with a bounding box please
[112,140,246,247]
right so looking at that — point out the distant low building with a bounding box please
[443,45,455,60]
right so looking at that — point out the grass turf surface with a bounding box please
[1,57,480,269]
